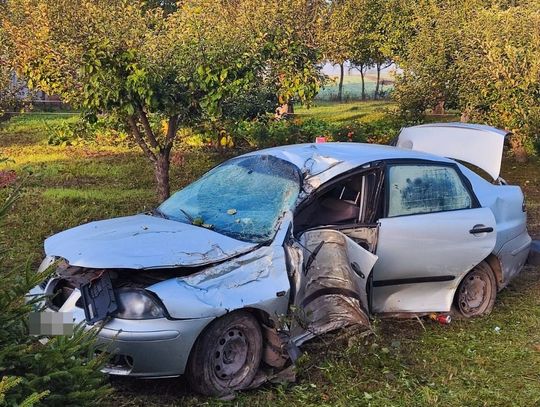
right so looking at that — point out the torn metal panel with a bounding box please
[290,229,377,346]
[397,123,508,180]
[45,214,258,269]
[148,246,291,319]
[339,226,379,253]
[260,324,288,369]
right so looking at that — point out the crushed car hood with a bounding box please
[44,214,257,269]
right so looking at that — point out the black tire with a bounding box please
[455,261,497,318]
[186,311,262,396]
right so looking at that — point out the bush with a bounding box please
[45,111,404,152]
[0,186,111,406]
[230,115,402,148]
[46,115,129,147]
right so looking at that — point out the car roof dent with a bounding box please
[396,123,509,180]
[245,142,453,189]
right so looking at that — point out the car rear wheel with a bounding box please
[455,261,497,318]
[186,310,262,396]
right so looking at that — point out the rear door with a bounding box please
[372,162,497,313]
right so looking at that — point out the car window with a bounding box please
[294,167,384,231]
[387,164,473,217]
[158,155,301,243]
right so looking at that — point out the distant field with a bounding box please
[317,73,394,101]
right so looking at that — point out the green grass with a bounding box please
[1,107,539,406]
[296,100,396,124]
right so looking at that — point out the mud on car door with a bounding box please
[290,229,378,345]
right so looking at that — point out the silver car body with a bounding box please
[30,123,531,378]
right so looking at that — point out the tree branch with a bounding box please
[136,105,160,150]
[164,115,179,150]
[127,116,157,163]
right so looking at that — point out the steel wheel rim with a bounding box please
[213,328,249,382]
[458,272,490,316]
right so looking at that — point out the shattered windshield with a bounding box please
[157,155,301,243]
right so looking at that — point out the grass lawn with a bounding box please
[296,100,396,124]
[1,106,540,406]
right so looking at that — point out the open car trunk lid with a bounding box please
[396,123,510,180]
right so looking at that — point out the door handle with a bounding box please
[469,225,494,234]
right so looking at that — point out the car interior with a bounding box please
[294,165,384,253]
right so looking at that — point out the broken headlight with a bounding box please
[113,289,165,320]
[36,255,60,290]
[37,255,57,274]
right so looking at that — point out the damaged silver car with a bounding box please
[29,123,531,395]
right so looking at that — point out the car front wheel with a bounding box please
[186,310,262,396]
[455,261,497,318]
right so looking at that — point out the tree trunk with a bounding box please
[510,133,528,163]
[338,63,344,102]
[155,152,171,202]
[360,69,366,101]
[127,111,178,203]
[375,64,381,99]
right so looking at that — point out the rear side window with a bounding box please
[387,164,473,217]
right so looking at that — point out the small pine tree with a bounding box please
[0,186,112,406]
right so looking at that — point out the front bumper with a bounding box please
[28,285,214,377]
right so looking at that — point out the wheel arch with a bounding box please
[484,253,504,290]
[453,254,502,295]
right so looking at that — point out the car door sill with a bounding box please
[373,275,455,287]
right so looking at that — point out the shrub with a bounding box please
[0,186,111,406]
[228,114,404,149]
[46,115,129,147]
[44,111,404,152]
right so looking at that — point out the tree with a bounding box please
[249,0,325,111]
[319,1,355,102]
[346,0,376,100]
[331,0,390,101]
[4,0,324,201]
[392,0,540,159]
[457,3,540,161]
[0,15,23,122]
[391,0,474,117]
[369,0,408,99]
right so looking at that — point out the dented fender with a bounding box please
[147,246,291,319]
